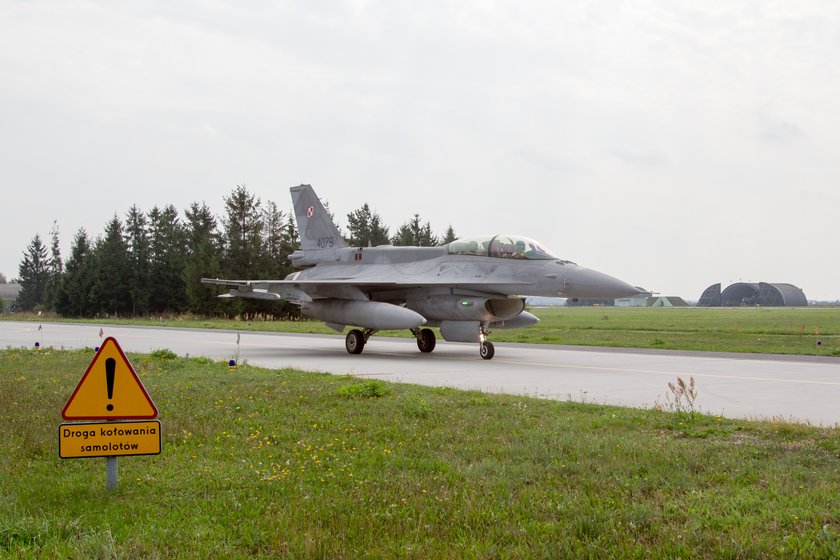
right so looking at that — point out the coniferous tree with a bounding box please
[261,200,288,278]
[391,214,438,246]
[43,221,64,311]
[221,185,265,318]
[441,225,458,245]
[346,203,390,247]
[125,205,151,316]
[260,201,303,319]
[90,216,132,316]
[282,211,300,259]
[148,205,187,313]
[183,201,222,316]
[56,228,95,317]
[16,234,49,311]
[222,185,264,279]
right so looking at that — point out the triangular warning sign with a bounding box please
[62,337,158,420]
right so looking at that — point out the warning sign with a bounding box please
[62,337,158,420]
[59,420,162,458]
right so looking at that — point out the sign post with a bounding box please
[106,457,117,491]
[60,337,160,490]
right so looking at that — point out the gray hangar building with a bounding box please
[697,282,808,307]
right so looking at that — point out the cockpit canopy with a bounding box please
[447,235,559,260]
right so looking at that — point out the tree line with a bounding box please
[12,185,456,318]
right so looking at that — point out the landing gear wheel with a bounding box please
[346,329,365,355]
[480,341,495,360]
[417,328,436,353]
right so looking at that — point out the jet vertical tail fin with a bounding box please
[290,184,347,251]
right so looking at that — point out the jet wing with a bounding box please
[201,277,532,302]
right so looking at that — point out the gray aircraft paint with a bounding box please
[203,185,639,359]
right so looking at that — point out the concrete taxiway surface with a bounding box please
[2,321,839,426]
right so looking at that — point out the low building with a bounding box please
[647,296,688,307]
[616,292,653,307]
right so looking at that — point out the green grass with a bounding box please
[501,307,840,356]
[5,306,840,357]
[2,348,839,558]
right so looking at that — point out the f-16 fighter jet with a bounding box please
[203,185,639,359]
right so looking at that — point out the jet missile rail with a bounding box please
[202,184,640,360]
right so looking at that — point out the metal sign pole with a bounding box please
[106,456,118,490]
[106,415,117,491]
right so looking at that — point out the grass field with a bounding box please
[5,306,840,357]
[2,348,838,558]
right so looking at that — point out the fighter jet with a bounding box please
[202,184,639,359]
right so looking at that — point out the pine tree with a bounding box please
[261,200,288,278]
[183,201,222,316]
[221,185,265,318]
[43,221,64,311]
[441,225,458,245]
[346,203,390,247]
[125,205,151,316]
[148,205,187,313]
[90,216,132,316]
[222,185,264,278]
[56,229,95,317]
[391,214,438,246]
[16,234,49,311]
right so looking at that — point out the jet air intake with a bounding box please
[406,295,525,322]
[301,300,426,330]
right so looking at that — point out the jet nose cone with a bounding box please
[563,267,640,299]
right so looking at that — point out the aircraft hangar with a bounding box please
[697,282,808,307]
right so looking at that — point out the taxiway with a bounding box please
[2,321,838,425]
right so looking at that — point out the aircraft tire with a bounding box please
[346,329,365,354]
[480,341,495,360]
[417,328,436,353]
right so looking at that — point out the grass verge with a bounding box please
[2,348,839,558]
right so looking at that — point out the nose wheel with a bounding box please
[479,325,495,359]
[479,341,495,360]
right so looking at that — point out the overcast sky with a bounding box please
[2,1,838,301]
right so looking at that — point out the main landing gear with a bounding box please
[412,328,436,353]
[345,328,374,355]
[345,326,496,360]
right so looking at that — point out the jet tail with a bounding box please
[290,184,347,251]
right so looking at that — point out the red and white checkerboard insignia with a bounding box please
[307,206,314,218]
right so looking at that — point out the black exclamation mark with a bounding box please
[106,357,116,412]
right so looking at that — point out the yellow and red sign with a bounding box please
[62,337,157,420]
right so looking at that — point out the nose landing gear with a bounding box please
[479,326,495,360]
